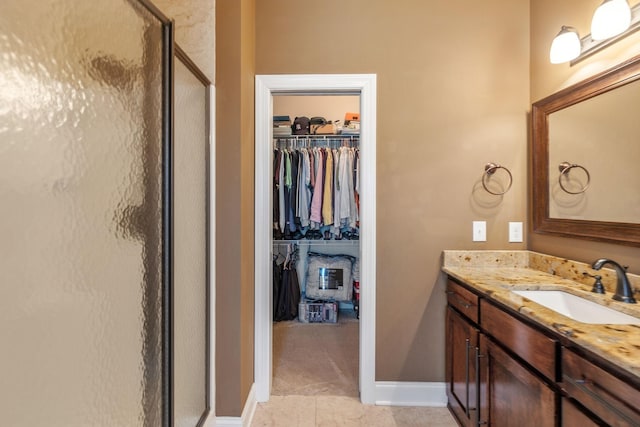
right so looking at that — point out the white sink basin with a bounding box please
[513,290,640,325]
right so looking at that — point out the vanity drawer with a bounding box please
[480,299,557,381]
[562,347,640,427]
[446,280,479,324]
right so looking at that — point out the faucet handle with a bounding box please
[583,271,605,294]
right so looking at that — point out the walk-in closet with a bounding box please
[271,94,361,398]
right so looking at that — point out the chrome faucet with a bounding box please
[591,258,637,304]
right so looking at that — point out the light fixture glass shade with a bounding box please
[591,0,632,40]
[550,26,582,64]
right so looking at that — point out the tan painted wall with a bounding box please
[256,0,530,382]
[530,0,640,273]
[239,0,256,415]
[215,0,255,417]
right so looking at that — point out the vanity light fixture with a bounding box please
[550,26,581,64]
[591,0,632,40]
[550,1,640,65]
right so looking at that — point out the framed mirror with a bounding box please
[532,54,640,246]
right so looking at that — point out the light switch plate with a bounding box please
[473,221,487,242]
[509,221,523,242]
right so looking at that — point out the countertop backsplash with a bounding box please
[443,250,640,299]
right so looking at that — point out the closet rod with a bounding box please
[273,135,359,148]
[273,134,359,140]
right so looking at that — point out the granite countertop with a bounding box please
[442,250,640,382]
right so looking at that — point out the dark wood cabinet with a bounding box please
[446,276,640,427]
[478,334,556,427]
[446,306,479,427]
[446,279,558,427]
[562,347,640,427]
[561,398,603,427]
[446,280,640,427]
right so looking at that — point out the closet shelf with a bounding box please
[273,134,359,140]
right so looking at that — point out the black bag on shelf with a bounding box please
[309,116,326,125]
[292,116,310,135]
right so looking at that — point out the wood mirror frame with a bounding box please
[532,54,640,247]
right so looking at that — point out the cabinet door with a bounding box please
[562,398,603,427]
[478,334,557,427]
[446,306,479,427]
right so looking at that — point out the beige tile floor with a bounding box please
[252,311,457,426]
[251,395,457,426]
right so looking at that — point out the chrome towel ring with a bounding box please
[482,162,513,195]
[558,161,590,194]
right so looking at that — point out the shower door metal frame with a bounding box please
[137,3,213,425]
[137,1,173,426]
[174,44,213,427]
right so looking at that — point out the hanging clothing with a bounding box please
[322,148,334,225]
[278,150,285,232]
[338,147,352,225]
[347,148,358,228]
[283,151,293,235]
[272,138,359,240]
[273,257,283,319]
[354,149,360,227]
[309,148,325,225]
[297,149,311,227]
[332,148,341,234]
[288,150,299,233]
[309,148,316,189]
[273,248,301,322]
[273,150,281,237]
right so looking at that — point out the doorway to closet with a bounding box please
[272,93,360,400]
[254,74,377,405]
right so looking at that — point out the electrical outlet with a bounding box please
[509,222,523,242]
[473,221,487,242]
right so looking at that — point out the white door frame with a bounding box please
[204,84,216,426]
[254,74,377,404]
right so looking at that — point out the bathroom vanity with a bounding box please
[443,250,640,427]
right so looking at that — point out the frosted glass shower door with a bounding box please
[173,50,211,426]
[0,1,170,426]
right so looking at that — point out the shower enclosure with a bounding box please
[0,0,210,425]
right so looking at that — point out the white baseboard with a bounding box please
[215,384,257,427]
[202,411,217,427]
[375,382,447,407]
[214,416,242,427]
